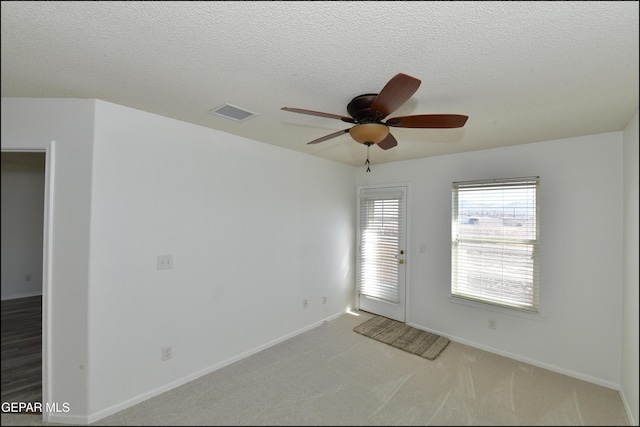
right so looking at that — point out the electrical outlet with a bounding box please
[488,319,496,330]
[25,274,31,282]
[303,299,308,308]
[162,346,172,361]
[323,296,327,305]
[157,255,173,270]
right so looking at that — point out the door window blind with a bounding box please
[358,191,403,303]
[451,177,540,312]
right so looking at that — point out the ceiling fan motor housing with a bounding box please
[347,94,379,122]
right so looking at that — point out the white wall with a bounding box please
[1,98,96,417]
[2,98,356,423]
[1,156,45,300]
[85,101,355,420]
[621,109,639,425]
[355,132,624,388]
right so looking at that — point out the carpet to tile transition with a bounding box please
[353,315,450,360]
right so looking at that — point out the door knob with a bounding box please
[399,259,405,264]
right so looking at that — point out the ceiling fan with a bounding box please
[281,73,468,151]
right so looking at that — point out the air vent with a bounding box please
[208,103,257,122]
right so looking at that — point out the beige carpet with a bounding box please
[353,314,450,360]
[0,310,630,426]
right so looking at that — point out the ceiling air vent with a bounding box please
[209,103,257,122]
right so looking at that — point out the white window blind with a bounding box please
[358,190,403,303]
[451,177,540,312]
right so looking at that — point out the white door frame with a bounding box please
[1,142,55,423]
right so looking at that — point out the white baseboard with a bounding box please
[1,291,42,301]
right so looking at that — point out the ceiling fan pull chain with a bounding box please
[365,142,372,173]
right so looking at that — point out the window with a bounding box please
[358,188,404,303]
[451,177,539,312]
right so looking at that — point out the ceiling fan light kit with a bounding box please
[349,123,390,144]
[282,72,468,171]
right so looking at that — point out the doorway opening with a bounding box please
[1,145,53,421]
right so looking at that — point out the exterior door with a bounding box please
[357,185,407,322]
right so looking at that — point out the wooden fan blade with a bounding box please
[307,128,351,145]
[281,107,355,123]
[369,73,421,119]
[377,133,398,150]
[386,114,468,128]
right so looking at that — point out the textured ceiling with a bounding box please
[1,1,638,166]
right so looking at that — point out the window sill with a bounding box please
[447,294,545,321]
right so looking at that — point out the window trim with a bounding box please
[451,176,540,313]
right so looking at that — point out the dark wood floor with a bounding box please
[1,295,42,412]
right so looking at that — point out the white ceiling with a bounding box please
[1,1,638,167]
